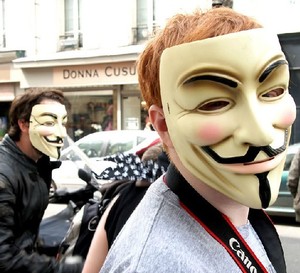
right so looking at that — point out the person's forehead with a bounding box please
[159,28,285,87]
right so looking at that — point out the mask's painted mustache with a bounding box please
[45,136,64,144]
[202,130,288,164]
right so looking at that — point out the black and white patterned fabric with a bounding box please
[99,153,167,183]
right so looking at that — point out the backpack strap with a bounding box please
[64,180,132,259]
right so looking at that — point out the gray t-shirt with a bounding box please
[100,177,276,273]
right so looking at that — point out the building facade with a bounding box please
[0,0,299,141]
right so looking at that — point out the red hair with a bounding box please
[137,7,262,109]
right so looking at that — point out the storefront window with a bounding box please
[64,91,113,141]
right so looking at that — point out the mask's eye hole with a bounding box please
[43,121,55,127]
[261,87,285,99]
[198,100,231,112]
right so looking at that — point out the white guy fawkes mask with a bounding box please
[29,104,67,159]
[160,28,296,209]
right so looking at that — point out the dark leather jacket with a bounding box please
[0,135,82,273]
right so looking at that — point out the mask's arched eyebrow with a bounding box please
[35,113,67,121]
[259,60,288,83]
[40,113,58,119]
[183,75,238,88]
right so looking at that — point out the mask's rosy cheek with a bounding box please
[197,123,223,146]
[275,96,297,128]
[36,126,55,136]
[277,107,296,128]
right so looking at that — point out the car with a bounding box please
[72,129,159,158]
[51,130,160,190]
[265,143,300,218]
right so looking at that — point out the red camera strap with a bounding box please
[165,164,286,273]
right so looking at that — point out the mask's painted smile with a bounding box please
[202,129,288,165]
[201,131,288,208]
[44,136,64,144]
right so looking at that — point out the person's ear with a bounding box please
[149,105,173,148]
[18,119,29,133]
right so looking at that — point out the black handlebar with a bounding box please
[49,168,100,206]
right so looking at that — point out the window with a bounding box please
[136,0,156,42]
[63,0,82,48]
[0,0,5,48]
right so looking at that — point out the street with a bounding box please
[272,216,300,273]
[44,204,67,218]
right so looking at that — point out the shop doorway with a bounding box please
[122,95,142,130]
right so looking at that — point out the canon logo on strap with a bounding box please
[229,238,258,273]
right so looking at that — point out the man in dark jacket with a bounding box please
[0,88,83,272]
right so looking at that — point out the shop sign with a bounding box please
[53,62,137,86]
[0,64,11,81]
[0,83,14,101]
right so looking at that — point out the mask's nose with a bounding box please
[234,102,274,147]
[55,123,67,139]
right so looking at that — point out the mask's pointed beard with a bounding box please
[255,172,271,208]
[57,147,61,159]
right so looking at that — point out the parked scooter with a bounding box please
[37,168,101,257]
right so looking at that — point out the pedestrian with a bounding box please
[287,148,300,222]
[0,88,84,272]
[99,7,296,273]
